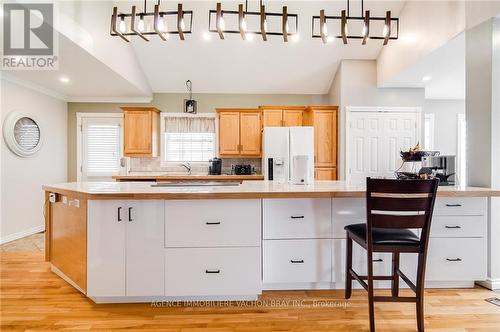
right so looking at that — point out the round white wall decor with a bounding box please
[3,111,43,157]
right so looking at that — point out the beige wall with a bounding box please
[68,93,328,181]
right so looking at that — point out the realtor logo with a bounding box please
[2,3,58,69]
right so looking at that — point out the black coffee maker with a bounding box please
[208,157,222,175]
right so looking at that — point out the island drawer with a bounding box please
[165,199,261,247]
[263,198,332,239]
[426,238,486,281]
[433,197,487,216]
[430,215,487,238]
[263,239,332,283]
[164,247,261,296]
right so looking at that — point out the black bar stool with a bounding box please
[344,177,439,332]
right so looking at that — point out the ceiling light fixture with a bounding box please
[111,0,193,42]
[208,0,299,42]
[312,0,399,45]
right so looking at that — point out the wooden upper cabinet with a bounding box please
[262,109,283,127]
[217,109,262,157]
[122,107,160,157]
[304,106,338,169]
[283,109,303,126]
[218,112,240,155]
[240,112,261,156]
[261,106,305,127]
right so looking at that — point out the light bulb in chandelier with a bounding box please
[119,16,127,33]
[180,17,186,31]
[362,23,368,37]
[158,14,167,32]
[138,15,145,32]
[285,20,290,34]
[383,24,390,38]
[263,19,268,32]
[218,16,225,30]
[321,23,328,36]
[241,17,247,32]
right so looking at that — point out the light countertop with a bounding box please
[112,174,264,181]
[43,181,500,200]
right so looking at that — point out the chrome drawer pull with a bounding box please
[446,258,462,262]
[290,259,304,264]
[445,204,462,207]
[206,221,221,225]
[290,216,305,219]
[445,225,461,229]
[373,258,384,262]
[205,269,221,274]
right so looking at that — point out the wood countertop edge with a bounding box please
[42,186,500,200]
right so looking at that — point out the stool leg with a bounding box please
[391,252,400,297]
[367,249,376,332]
[416,253,426,332]
[345,235,353,299]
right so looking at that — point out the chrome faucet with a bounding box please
[180,162,192,174]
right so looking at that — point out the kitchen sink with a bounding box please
[151,181,240,187]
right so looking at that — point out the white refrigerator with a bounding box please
[262,127,314,184]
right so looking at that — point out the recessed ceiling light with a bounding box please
[59,77,70,83]
[422,76,432,82]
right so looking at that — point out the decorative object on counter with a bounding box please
[395,143,440,180]
[110,0,193,42]
[184,80,197,114]
[208,1,299,42]
[313,0,399,45]
[421,155,456,186]
[209,158,222,175]
[3,111,43,158]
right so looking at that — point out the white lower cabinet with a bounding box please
[263,239,332,284]
[165,247,261,297]
[87,200,165,298]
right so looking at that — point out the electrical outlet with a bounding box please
[48,193,57,203]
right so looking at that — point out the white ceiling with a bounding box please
[122,1,407,94]
[381,33,465,100]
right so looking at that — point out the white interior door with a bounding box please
[347,108,420,184]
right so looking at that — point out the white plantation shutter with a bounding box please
[163,115,216,163]
[82,117,122,180]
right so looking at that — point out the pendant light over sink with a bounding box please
[312,0,399,45]
[110,0,193,41]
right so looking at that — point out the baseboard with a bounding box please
[476,279,500,290]
[0,225,44,245]
[89,295,259,304]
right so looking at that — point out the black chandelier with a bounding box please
[208,1,298,42]
[110,0,193,42]
[312,0,399,45]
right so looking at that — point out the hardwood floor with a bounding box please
[1,238,499,331]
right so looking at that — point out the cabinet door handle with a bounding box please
[373,258,384,262]
[205,269,221,274]
[128,207,133,222]
[206,221,221,225]
[290,215,305,219]
[446,258,462,262]
[117,207,122,222]
[445,204,462,207]
[290,259,304,264]
[445,225,461,229]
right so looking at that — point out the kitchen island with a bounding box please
[43,181,500,303]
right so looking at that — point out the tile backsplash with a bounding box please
[129,157,262,175]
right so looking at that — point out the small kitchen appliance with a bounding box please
[421,155,456,186]
[208,157,222,175]
[234,164,252,175]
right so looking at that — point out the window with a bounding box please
[77,114,123,181]
[161,114,216,163]
[423,113,435,150]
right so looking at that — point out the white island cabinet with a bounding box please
[87,200,165,299]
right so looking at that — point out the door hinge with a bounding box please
[80,165,83,172]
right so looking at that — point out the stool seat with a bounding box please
[344,223,420,246]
